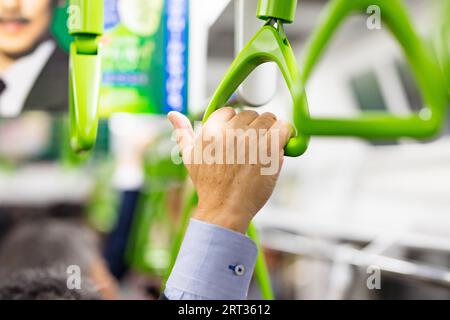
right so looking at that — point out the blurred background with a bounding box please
[0,0,449,299]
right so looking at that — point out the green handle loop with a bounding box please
[69,44,101,152]
[299,0,448,138]
[203,22,310,157]
[68,0,103,153]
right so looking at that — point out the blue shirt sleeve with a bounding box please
[164,219,258,300]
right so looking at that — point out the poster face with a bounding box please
[0,0,188,120]
[100,0,189,117]
[0,1,70,162]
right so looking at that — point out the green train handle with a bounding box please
[68,0,103,152]
[203,0,448,157]
[202,18,310,157]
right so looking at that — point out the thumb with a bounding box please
[168,111,194,155]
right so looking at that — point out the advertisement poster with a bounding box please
[100,0,189,117]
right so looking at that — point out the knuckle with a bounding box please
[261,112,277,121]
[220,106,236,115]
[281,120,293,132]
[255,115,277,128]
[240,110,258,117]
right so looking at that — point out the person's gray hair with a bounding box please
[0,268,101,300]
[0,219,99,276]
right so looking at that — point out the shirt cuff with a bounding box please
[165,219,258,300]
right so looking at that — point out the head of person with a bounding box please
[0,268,101,300]
[0,0,57,59]
[0,219,118,300]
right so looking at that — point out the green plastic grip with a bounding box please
[203,22,310,157]
[69,43,102,152]
[68,0,103,152]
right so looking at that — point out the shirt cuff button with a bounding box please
[234,264,245,276]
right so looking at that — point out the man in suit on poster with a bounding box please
[0,0,67,117]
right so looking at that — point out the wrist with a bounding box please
[194,205,252,234]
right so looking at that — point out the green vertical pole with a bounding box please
[164,190,198,284]
[247,223,274,300]
[68,0,103,152]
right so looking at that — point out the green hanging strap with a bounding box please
[68,0,103,152]
[203,20,310,157]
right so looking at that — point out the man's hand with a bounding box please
[168,108,292,234]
